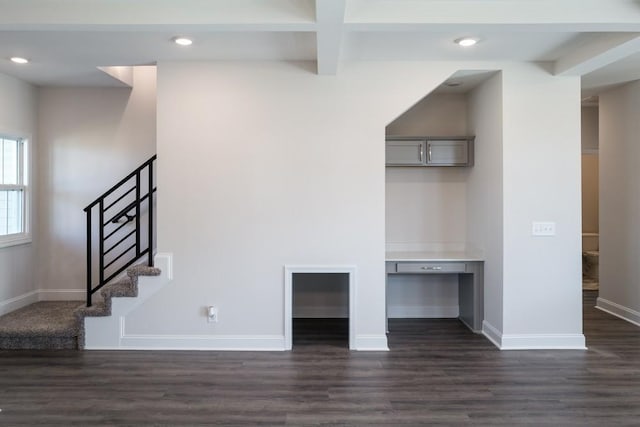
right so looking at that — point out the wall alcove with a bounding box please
[284,266,356,350]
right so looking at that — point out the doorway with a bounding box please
[581,101,599,292]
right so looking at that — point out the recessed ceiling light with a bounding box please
[455,37,478,47]
[173,37,193,46]
[10,57,29,64]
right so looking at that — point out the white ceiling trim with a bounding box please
[0,0,316,25]
[344,0,640,25]
[315,0,346,75]
[555,33,640,76]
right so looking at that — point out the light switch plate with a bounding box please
[532,221,556,236]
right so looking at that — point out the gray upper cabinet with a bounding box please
[385,139,425,166]
[385,137,473,167]
[427,139,471,166]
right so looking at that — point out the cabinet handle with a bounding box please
[427,145,432,163]
[419,145,424,162]
[421,266,442,271]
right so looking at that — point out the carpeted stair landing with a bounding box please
[0,265,160,350]
[0,301,81,350]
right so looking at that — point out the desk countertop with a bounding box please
[386,251,484,262]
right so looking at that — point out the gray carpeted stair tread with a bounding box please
[101,278,137,299]
[0,301,81,349]
[0,335,78,350]
[0,301,80,338]
[74,301,110,318]
[128,264,161,278]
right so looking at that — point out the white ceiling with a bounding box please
[1,0,640,95]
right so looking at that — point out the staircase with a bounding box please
[75,264,161,349]
[0,156,167,350]
[0,265,162,350]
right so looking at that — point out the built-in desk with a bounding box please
[386,251,484,333]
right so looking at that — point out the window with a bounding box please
[0,136,29,247]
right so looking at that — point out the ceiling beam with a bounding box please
[0,0,316,26]
[345,0,640,26]
[315,0,346,75]
[554,33,640,76]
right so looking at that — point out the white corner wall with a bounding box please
[598,80,640,326]
[500,64,584,349]
[467,72,504,334]
[0,72,37,315]
[36,66,157,298]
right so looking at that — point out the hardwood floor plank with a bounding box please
[0,291,639,425]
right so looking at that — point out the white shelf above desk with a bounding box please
[386,251,484,262]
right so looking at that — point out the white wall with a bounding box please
[128,61,462,350]
[386,93,469,137]
[500,64,584,348]
[36,66,157,298]
[386,93,470,317]
[598,80,640,325]
[467,72,504,333]
[292,273,349,318]
[0,72,37,315]
[117,60,585,351]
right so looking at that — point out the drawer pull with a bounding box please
[394,262,466,274]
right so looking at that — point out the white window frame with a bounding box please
[0,135,31,248]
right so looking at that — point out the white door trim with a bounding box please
[284,265,357,350]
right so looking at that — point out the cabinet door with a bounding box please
[385,139,425,166]
[426,139,470,166]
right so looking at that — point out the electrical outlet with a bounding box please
[207,306,218,323]
[532,221,556,236]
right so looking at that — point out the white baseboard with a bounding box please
[482,320,503,349]
[353,334,389,351]
[500,334,586,350]
[0,290,39,316]
[596,297,640,327]
[388,305,459,318]
[482,320,586,350]
[106,334,286,351]
[93,333,390,352]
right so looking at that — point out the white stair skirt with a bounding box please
[284,265,357,350]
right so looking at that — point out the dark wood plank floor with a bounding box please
[1,291,639,425]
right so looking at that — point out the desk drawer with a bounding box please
[395,262,466,274]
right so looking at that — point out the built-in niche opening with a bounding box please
[284,266,356,350]
[384,70,499,335]
[293,273,349,347]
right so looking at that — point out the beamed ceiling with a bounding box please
[1,0,639,95]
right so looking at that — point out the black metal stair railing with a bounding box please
[84,155,157,307]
